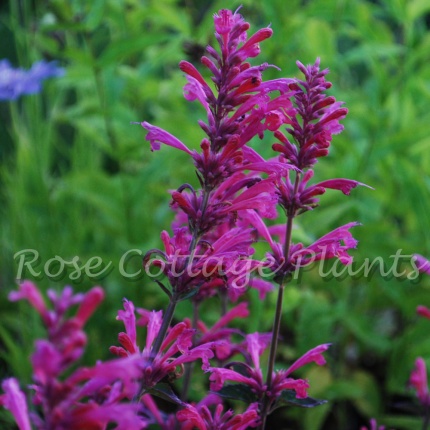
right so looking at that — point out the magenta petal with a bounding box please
[141,122,193,154]
[209,368,255,391]
[417,305,430,320]
[285,343,330,376]
[75,286,104,328]
[177,404,206,430]
[276,377,310,399]
[0,378,32,430]
[413,254,430,275]
[410,357,430,405]
[117,299,137,349]
[245,333,270,370]
[315,178,372,195]
[9,281,48,323]
[211,302,249,332]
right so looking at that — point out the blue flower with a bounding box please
[0,59,64,101]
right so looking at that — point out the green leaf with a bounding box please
[272,390,328,411]
[213,384,258,404]
[226,362,253,377]
[147,383,184,406]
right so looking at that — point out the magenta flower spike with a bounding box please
[110,302,218,390]
[410,357,430,406]
[2,283,147,430]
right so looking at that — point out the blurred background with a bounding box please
[1,0,430,428]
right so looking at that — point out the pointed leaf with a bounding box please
[226,362,253,377]
[212,383,258,404]
[147,383,184,406]
[272,389,327,411]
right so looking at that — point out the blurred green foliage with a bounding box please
[1,0,430,428]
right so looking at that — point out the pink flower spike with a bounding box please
[0,378,31,430]
[409,357,430,406]
[315,179,373,195]
[285,344,330,376]
[142,122,193,154]
[413,254,430,275]
[9,281,49,324]
[213,8,244,35]
[417,305,430,320]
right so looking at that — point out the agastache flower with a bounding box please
[409,357,430,406]
[177,399,260,430]
[141,8,296,194]
[247,209,359,276]
[417,305,430,320]
[273,58,348,170]
[0,378,31,430]
[144,226,261,299]
[1,282,145,430]
[413,254,430,276]
[209,333,330,406]
[188,302,250,361]
[110,301,216,389]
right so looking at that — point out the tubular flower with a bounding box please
[110,301,217,389]
[273,58,348,170]
[177,400,260,430]
[276,169,369,215]
[0,378,31,430]
[169,174,278,235]
[141,8,296,193]
[247,209,359,276]
[209,333,330,407]
[144,226,260,298]
[188,302,250,361]
[417,305,430,320]
[409,357,430,406]
[413,254,430,276]
[2,282,145,430]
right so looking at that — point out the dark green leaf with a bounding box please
[272,390,327,411]
[212,384,258,404]
[147,383,184,406]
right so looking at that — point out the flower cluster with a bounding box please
[0,281,144,430]
[0,59,64,100]
[2,7,364,430]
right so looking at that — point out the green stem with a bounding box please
[423,404,430,430]
[150,187,210,359]
[151,298,178,357]
[258,280,285,430]
[180,302,199,401]
[259,171,301,429]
